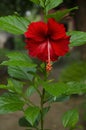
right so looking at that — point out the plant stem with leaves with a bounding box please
[40,88,45,130]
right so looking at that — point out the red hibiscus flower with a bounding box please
[24,18,70,72]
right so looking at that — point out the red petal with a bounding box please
[48,42,58,61]
[51,36,70,56]
[25,39,47,61]
[48,18,66,40]
[25,39,58,62]
[37,41,58,62]
[24,21,48,42]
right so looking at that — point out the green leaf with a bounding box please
[22,106,50,127]
[0,79,23,94]
[45,0,63,13]
[39,0,45,7]
[46,7,78,21]
[0,15,30,34]
[24,106,40,125]
[6,51,32,61]
[0,85,7,89]
[30,0,39,4]
[1,60,35,67]
[1,51,36,67]
[0,93,24,114]
[62,109,79,128]
[7,79,23,94]
[30,0,46,7]
[43,82,68,97]
[49,96,70,103]
[1,52,37,81]
[19,116,40,128]
[42,81,86,97]
[66,81,86,95]
[25,86,36,97]
[59,61,86,82]
[19,117,32,127]
[8,66,36,81]
[44,92,69,103]
[67,31,86,47]
[4,51,36,81]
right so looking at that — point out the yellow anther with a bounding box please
[46,61,52,72]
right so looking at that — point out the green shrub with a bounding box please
[59,61,86,82]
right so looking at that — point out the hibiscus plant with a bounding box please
[0,0,86,130]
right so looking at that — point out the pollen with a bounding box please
[46,61,52,72]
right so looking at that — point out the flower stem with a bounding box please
[40,88,45,130]
[40,63,49,130]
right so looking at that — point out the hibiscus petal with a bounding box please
[25,39,47,61]
[36,40,58,62]
[48,18,66,40]
[51,36,70,56]
[25,21,48,42]
[25,39,58,62]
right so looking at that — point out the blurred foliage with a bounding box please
[0,0,77,16]
[0,49,9,63]
[59,61,86,82]
[0,49,9,77]
[0,0,34,16]
[14,36,25,50]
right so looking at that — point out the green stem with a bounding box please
[40,88,45,130]
[40,63,49,130]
